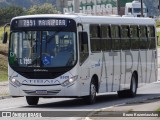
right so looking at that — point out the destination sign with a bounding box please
[14,19,68,28]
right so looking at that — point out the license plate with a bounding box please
[36,90,48,95]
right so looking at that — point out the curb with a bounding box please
[84,96,160,119]
[0,95,12,100]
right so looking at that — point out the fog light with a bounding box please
[11,78,16,83]
[69,78,74,83]
[10,78,21,87]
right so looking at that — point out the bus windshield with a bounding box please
[133,8,147,13]
[9,31,77,68]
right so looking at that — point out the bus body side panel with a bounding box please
[137,50,146,86]
[89,52,103,91]
[77,23,91,96]
[121,51,132,90]
[146,50,157,84]
[106,51,121,92]
[99,52,112,93]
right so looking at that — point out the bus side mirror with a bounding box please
[2,32,8,44]
[2,23,10,44]
[79,32,88,45]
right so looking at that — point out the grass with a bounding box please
[0,54,8,82]
[156,20,160,28]
[0,26,8,82]
[157,31,160,47]
[156,107,160,112]
[0,26,4,40]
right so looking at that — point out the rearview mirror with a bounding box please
[2,32,8,44]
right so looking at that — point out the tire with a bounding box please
[128,73,137,97]
[26,96,39,105]
[118,73,137,98]
[83,79,97,104]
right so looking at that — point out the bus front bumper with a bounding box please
[9,81,83,97]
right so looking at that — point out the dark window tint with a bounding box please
[148,26,155,37]
[139,26,148,49]
[121,25,129,38]
[121,25,130,50]
[130,25,139,49]
[140,26,147,37]
[90,25,101,52]
[148,26,156,49]
[128,8,132,13]
[111,25,120,50]
[101,25,111,51]
[79,32,89,64]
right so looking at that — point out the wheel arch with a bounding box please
[91,74,99,93]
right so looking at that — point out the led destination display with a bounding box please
[11,18,71,29]
[17,19,67,27]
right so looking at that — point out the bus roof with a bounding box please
[12,14,155,26]
[79,15,154,25]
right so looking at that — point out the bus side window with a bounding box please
[148,26,156,49]
[111,25,120,51]
[121,25,130,50]
[139,26,148,49]
[90,24,101,52]
[101,25,111,51]
[130,25,139,50]
[128,8,132,13]
[79,32,89,65]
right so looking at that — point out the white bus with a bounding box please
[2,14,157,105]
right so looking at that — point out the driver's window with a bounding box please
[79,32,89,65]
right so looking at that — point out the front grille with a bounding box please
[23,90,61,95]
[20,72,64,79]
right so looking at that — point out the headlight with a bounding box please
[61,75,78,87]
[10,78,22,87]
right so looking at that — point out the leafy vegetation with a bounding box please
[0,0,56,9]
[156,107,160,112]
[0,3,58,26]
[156,20,160,28]
[0,1,58,82]
[0,54,8,82]
[157,32,160,47]
[0,26,9,82]
[0,5,24,25]
[26,3,58,15]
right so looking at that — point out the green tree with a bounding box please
[26,3,58,15]
[0,6,24,25]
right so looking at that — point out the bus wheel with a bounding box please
[128,73,137,97]
[118,73,137,98]
[26,96,39,105]
[83,80,96,104]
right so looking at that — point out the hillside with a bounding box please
[0,0,56,8]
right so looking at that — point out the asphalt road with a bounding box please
[0,81,160,119]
